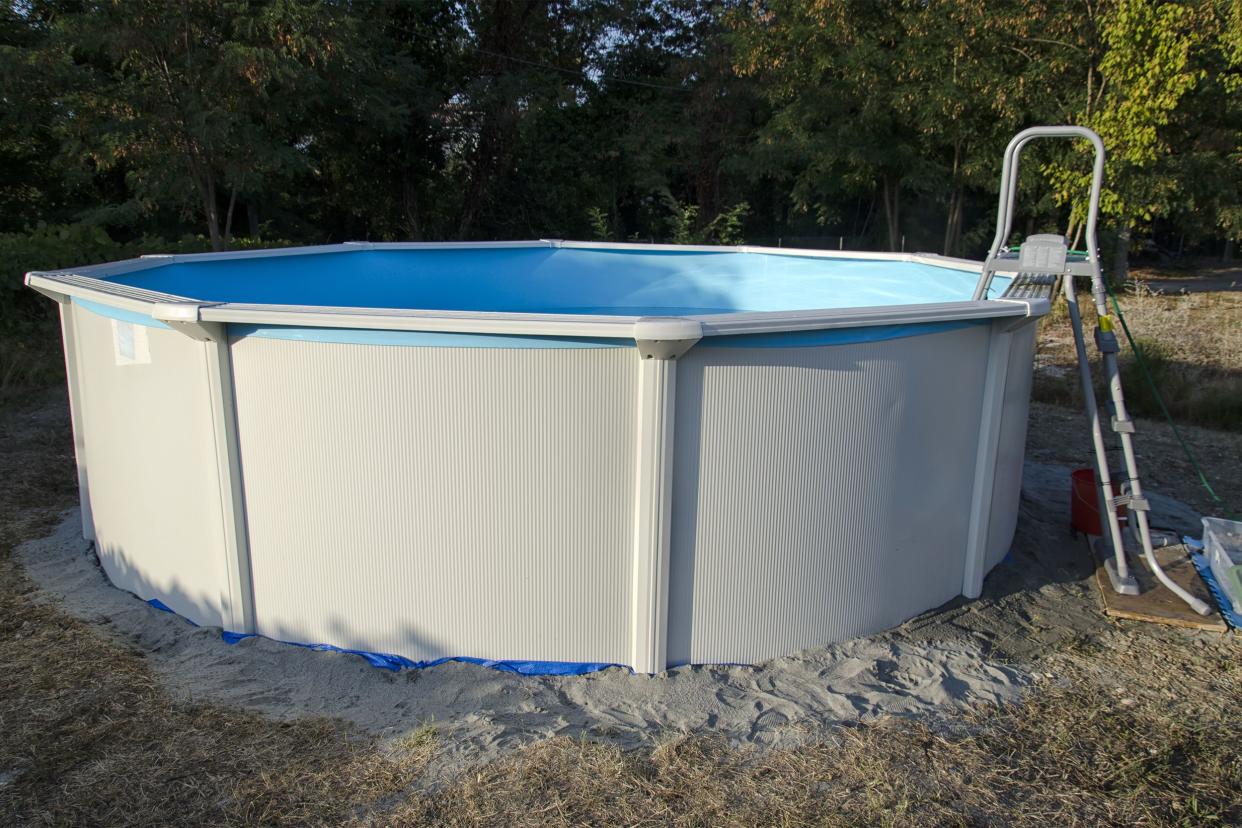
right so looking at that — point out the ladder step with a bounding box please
[1001,272,1060,300]
[1112,493,1150,511]
[985,257,1097,278]
[1008,272,1059,286]
[983,258,1065,276]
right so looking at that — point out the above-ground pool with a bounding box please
[27,241,1049,674]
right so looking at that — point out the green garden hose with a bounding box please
[1103,279,1238,520]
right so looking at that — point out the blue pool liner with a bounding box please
[701,319,984,348]
[75,298,172,328]
[228,324,625,349]
[102,247,1013,315]
[145,599,624,675]
[1183,537,1241,630]
[72,245,1013,351]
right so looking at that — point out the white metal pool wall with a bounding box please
[27,242,1047,673]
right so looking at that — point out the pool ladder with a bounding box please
[973,126,1210,616]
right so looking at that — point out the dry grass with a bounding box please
[371,634,1242,827]
[0,589,432,825]
[1033,276,1242,432]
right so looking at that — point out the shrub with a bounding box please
[0,224,295,400]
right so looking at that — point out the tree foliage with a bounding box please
[0,0,1237,262]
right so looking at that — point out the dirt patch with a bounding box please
[1025,401,1242,519]
[1133,262,1242,294]
[376,630,1242,826]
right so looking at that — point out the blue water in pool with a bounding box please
[105,247,1006,315]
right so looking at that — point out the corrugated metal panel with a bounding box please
[986,321,1038,567]
[229,336,637,665]
[668,326,991,665]
[71,305,232,627]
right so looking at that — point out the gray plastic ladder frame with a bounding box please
[972,126,1105,301]
[977,126,1210,614]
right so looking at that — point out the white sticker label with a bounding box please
[111,319,151,365]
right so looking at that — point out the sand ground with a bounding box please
[12,449,1212,778]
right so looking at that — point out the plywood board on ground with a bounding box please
[1090,539,1229,632]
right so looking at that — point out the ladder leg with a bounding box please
[1062,276,1137,593]
[1098,344,1212,614]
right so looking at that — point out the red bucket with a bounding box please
[1071,467,1126,536]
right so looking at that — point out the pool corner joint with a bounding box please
[151,302,224,341]
[633,317,702,360]
[24,273,70,305]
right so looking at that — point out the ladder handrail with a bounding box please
[972,126,1106,300]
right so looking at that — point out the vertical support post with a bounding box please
[630,318,700,674]
[630,356,677,674]
[152,303,255,634]
[57,300,95,541]
[202,328,256,634]
[962,319,1016,598]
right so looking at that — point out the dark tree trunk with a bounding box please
[187,153,222,251]
[1112,221,1131,283]
[202,179,222,251]
[247,202,260,237]
[942,187,963,256]
[858,193,875,244]
[222,185,239,250]
[942,142,962,256]
[880,175,901,252]
[403,175,423,241]
[456,106,515,239]
[456,1,541,239]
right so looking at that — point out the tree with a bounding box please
[50,0,371,250]
[294,0,459,242]
[730,0,1039,254]
[1043,0,1206,277]
[446,1,609,240]
[0,2,86,231]
[3,0,1238,261]
[732,1,918,251]
[1165,0,1242,261]
[898,1,1051,255]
